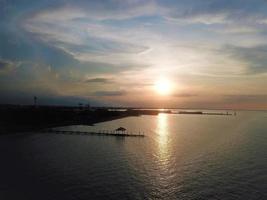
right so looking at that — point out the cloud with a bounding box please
[0,89,103,106]
[85,77,114,84]
[173,92,198,98]
[0,61,63,97]
[166,0,267,26]
[23,4,151,66]
[223,94,267,104]
[28,0,161,21]
[0,59,18,73]
[56,39,148,55]
[224,45,267,74]
[92,90,126,96]
[0,28,78,69]
[0,59,13,70]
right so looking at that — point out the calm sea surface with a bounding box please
[0,111,266,199]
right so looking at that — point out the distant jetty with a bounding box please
[176,111,233,115]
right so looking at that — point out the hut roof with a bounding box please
[116,127,126,131]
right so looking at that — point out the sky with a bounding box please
[0,0,266,110]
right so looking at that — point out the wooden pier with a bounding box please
[41,129,145,137]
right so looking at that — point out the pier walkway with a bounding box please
[41,129,145,137]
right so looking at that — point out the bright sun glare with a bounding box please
[154,78,172,95]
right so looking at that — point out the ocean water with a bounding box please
[0,111,266,200]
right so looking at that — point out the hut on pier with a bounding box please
[115,127,127,134]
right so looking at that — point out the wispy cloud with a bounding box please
[92,90,127,97]
[163,0,267,39]
[166,0,267,25]
[85,77,114,84]
[173,92,198,98]
[224,44,267,74]
[34,0,162,21]
[23,7,150,65]
[0,59,19,74]
[223,94,267,104]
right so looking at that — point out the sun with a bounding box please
[154,78,172,95]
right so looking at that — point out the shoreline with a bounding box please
[0,105,234,134]
[0,106,158,134]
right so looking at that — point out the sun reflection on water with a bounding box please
[157,113,170,165]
